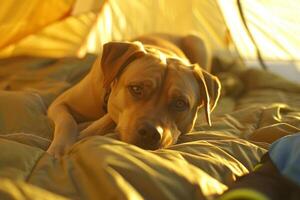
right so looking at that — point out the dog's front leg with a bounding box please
[78,114,116,139]
[47,104,78,158]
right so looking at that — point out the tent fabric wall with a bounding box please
[219,0,300,61]
[0,0,74,52]
[0,0,299,64]
[218,0,300,84]
[0,12,96,58]
[82,0,229,55]
[0,0,229,58]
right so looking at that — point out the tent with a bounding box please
[1,0,299,82]
[0,1,299,200]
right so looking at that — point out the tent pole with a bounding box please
[236,0,268,70]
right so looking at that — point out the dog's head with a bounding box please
[101,41,221,150]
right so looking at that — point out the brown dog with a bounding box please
[47,34,221,157]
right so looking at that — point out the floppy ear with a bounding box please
[193,64,221,126]
[101,41,146,89]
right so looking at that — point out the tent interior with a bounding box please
[0,0,299,199]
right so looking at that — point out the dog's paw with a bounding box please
[47,144,65,158]
[46,142,74,158]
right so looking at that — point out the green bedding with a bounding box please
[0,55,299,200]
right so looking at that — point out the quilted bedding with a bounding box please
[0,54,299,200]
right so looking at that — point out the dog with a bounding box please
[47,33,221,157]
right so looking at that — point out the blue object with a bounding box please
[269,133,300,186]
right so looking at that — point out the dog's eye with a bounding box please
[129,85,143,97]
[171,99,188,111]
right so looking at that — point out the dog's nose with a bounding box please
[137,123,163,149]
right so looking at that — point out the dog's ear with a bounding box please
[193,64,221,126]
[101,41,146,89]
